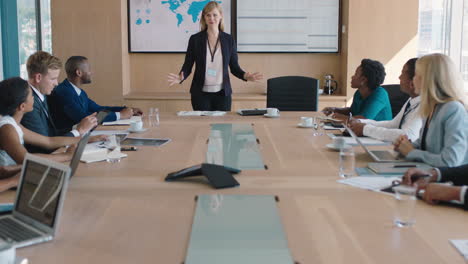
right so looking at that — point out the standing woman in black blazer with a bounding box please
[168,1,263,111]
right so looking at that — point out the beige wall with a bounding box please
[51,0,419,109]
[345,0,419,101]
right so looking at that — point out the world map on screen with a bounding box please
[129,0,231,52]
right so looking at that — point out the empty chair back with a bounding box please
[382,84,409,118]
[267,76,319,111]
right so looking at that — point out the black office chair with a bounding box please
[266,76,319,111]
[382,84,409,118]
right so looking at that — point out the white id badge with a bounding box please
[207,69,217,77]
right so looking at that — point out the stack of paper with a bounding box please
[177,111,226,116]
[337,176,401,191]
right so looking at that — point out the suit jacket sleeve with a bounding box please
[407,104,467,167]
[84,94,122,122]
[180,35,196,82]
[464,191,468,210]
[58,86,122,123]
[439,164,468,185]
[21,99,49,136]
[228,35,246,81]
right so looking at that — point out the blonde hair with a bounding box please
[416,53,467,117]
[27,51,62,78]
[200,1,224,32]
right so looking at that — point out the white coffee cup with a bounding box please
[332,137,346,149]
[267,108,280,116]
[300,117,313,126]
[130,120,143,131]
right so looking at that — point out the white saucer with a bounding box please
[326,143,341,151]
[264,113,280,118]
[128,128,147,133]
[297,123,314,128]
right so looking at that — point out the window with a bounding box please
[1,0,51,79]
[18,0,38,79]
[418,0,468,89]
[461,2,468,84]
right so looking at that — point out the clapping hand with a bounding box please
[322,107,335,116]
[132,107,143,116]
[348,119,365,136]
[421,184,462,204]
[168,72,184,86]
[244,72,263,82]
[76,113,98,135]
[394,135,414,156]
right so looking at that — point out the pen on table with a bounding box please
[393,164,417,168]
[121,146,138,151]
[347,112,352,126]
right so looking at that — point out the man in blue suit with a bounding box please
[21,51,97,153]
[50,56,142,133]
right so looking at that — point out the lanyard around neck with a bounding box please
[207,35,220,63]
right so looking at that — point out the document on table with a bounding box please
[337,176,401,192]
[327,134,390,146]
[102,116,141,126]
[323,125,345,130]
[177,111,226,116]
[450,240,468,261]
[80,142,127,163]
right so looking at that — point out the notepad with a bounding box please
[450,239,468,261]
[368,162,432,174]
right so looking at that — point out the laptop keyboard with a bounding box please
[372,150,396,160]
[0,217,42,242]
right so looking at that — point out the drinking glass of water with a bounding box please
[339,145,355,178]
[106,135,122,163]
[393,185,417,227]
[148,107,160,127]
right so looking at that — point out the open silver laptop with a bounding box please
[345,126,403,162]
[0,154,70,248]
[69,132,91,177]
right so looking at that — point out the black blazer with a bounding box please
[180,31,246,96]
[21,89,72,153]
[439,164,468,210]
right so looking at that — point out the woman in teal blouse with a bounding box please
[323,59,392,121]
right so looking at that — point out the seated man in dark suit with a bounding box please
[50,56,142,133]
[402,164,468,210]
[21,51,97,153]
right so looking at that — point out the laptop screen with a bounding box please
[15,159,67,228]
[70,132,91,177]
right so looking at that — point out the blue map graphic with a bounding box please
[161,0,221,27]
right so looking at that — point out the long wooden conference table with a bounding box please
[1,112,467,263]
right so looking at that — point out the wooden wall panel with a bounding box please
[51,0,418,110]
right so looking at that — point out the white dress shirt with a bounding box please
[361,96,422,143]
[202,41,223,93]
